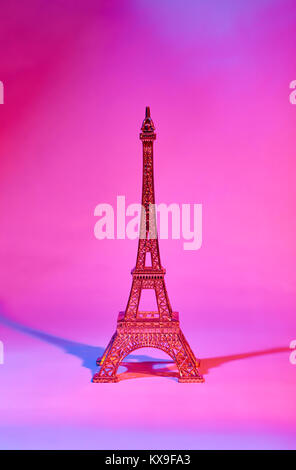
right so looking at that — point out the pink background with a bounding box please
[0,0,295,449]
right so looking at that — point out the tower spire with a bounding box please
[140,106,155,137]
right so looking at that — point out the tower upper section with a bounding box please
[140,106,156,141]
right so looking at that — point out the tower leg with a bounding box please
[174,331,204,383]
[93,332,128,382]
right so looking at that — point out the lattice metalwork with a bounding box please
[93,107,204,383]
[93,324,203,383]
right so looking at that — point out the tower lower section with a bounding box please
[92,312,204,383]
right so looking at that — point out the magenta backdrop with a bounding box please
[0,0,295,449]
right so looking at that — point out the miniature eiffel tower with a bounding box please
[93,107,204,383]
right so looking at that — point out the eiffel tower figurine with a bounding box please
[93,107,204,383]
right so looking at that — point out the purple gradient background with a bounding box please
[0,0,295,449]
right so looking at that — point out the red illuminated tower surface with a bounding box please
[93,107,204,383]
